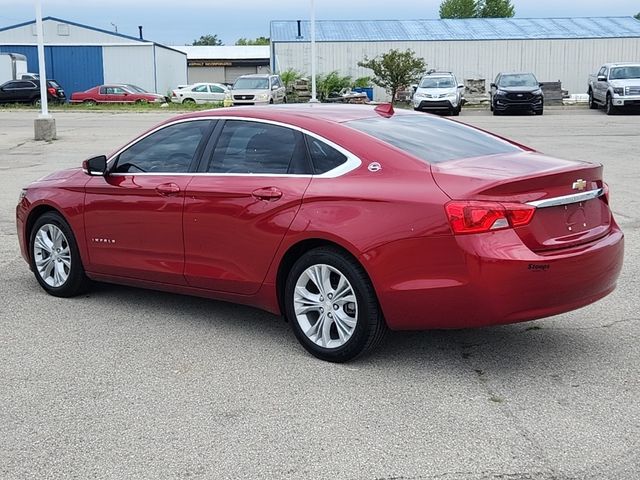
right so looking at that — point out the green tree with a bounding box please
[315,71,353,101]
[478,0,515,18]
[439,0,477,19]
[235,37,270,45]
[191,34,223,46]
[358,49,426,103]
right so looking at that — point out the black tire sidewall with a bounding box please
[29,212,87,297]
[284,248,380,362]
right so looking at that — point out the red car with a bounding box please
[70,84,166,104]
[16,104,624,362]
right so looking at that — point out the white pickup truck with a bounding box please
[588,63,640,114]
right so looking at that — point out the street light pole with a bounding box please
[309,0,318,103]
[34,0,56,140]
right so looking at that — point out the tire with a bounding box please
[284,247,387,362]
[283,96,288,104]
[183,98,196,104]
[29,212,89,297]
[451,105,460,116]
[492,109,501,116]
[31,97,41,107]
[269,98,274,104]
[605,94,616,115]
[588,90,598,109]
[534,108,543,116]
[83,100,97,106]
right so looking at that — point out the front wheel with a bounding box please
[284,247,386,362]
[29,212,89,297]
[588,90,598,109]
[605,94,616,115]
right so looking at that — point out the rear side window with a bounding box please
[346,115,521,163]
[305,136,348,174]
[207,120,309,174]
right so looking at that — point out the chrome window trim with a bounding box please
[107,116,361,178]
[526,188,604,208]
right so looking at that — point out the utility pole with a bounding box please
[309,0,318,103]
[34,0,56,140]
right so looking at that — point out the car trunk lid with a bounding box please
[432,152,611,251]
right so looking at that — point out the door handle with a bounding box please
[252,186,283,201]
[156,182,181,196]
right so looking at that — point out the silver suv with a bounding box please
[231,74,286,106]
[412,72,464,116]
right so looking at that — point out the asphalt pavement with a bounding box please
[0,107,638,479]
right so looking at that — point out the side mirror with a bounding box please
[271,85,278,90]
[458,84,464,89]
[539,83,544,87]
[490,83,496,88]
[597,75,607,82]
[82,155,107,176]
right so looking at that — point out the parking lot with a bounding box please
[1,107,638,479]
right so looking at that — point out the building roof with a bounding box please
[0,16,185,54]
[170,45,270,60]
[270,17,640,42]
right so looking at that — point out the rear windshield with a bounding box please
[233,78,269,90]
[346,114,522,163]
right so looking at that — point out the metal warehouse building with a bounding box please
[270,17,640,100]
[171,46,271,85]
[0,17,187,97]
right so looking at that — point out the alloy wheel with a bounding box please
[293,264,358,349]
[33,223,71,287]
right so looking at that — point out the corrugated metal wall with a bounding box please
[153,46,188,95]
[0,45,103,96]
[274,38,640,100]
[102,45,155,92]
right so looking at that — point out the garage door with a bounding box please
[225,66,257,84]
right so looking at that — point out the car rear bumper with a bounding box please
[363,224,624,330]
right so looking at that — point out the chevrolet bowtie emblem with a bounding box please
[572,179,587,191]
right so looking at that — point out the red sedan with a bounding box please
[70,84,166,104]
[15,104,624,362]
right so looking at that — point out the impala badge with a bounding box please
[572,179,587,191]
[368,162,382,172]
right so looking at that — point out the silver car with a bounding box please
[412,72,464,116]
[231,74,286,106]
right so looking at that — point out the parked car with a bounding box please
[490,72,544,115]
[70,84,166,104]
[412,71,464,115]
[171,82,229,104]
[0,78,66,105]
[16,104,623,362]
[231,74,286,105]
[588,62,640,115]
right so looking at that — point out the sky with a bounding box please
[1,0,639,46]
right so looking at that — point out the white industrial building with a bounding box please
[171,46,270,85]
[270,17,640,100]
[0,16,187,96]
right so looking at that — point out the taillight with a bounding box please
[445,201,535,235]
[47,87,56,96]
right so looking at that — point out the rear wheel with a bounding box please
[29,212,89,297]
[83,99,97,106]
[31,97,41,107]
[183,98,196,104]
[284,247,386,362]
[588,90,598,109]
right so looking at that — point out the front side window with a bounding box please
[207,120,309,174]
[347,114,522,164]
[210,85,224,93]
[114,120,212,173]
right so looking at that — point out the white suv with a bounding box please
[231,74,286,106]
[412,72,464,116]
